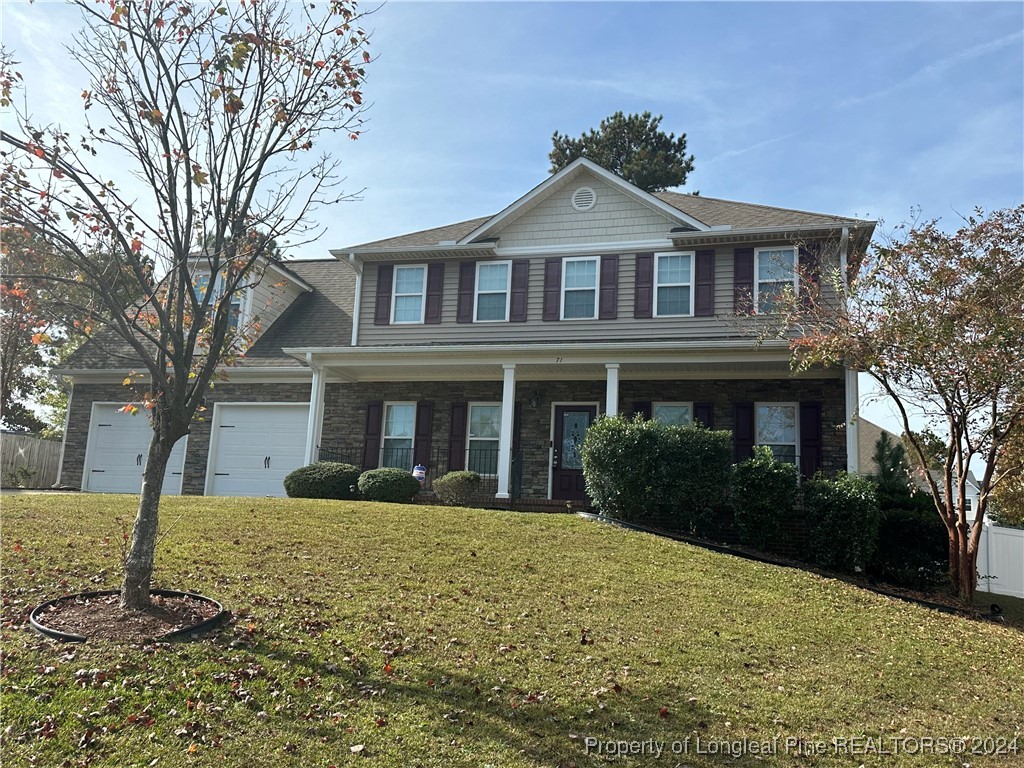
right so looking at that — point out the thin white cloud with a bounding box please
[703,130,803,166]
[838,29,1024,108]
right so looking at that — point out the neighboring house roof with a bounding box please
[857,417,902,475]
[60,258,355,371]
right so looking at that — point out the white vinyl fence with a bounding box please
[0,433,61,489]
[976,524,1024,599]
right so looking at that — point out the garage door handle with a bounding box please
[91,469,105,473]
[136,453,143,466]
[264,456,271,469]
[214,472,230,476]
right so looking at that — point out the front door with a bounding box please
[552,405,597,501]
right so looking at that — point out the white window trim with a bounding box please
[193,270,250,329]
[753,247,799,314]
[653,401,694,426]
[560,255,599,321]
[653,251,695,318]
[473,261,512,323]
[754,401,800,464]
[381,401,417,467]
[466,401,502,477]
[391,264,427,325]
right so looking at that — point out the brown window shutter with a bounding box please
[542,257,562,321]
[598,254,619,319]
[456,262,476,324]
[448,402,468,471]
[634,252,653,318]
[734,402,755,461]
[799,401,823,478]
[509,260,529,322]
[799,244,821,310]
[373,264,393,325]
[694,249,715,316]
[631,401,652,420]
[694,402,714,428]
[362,400,383,469]
[733,248,754,315]
[414,401,434,467]
[425,264,444,324]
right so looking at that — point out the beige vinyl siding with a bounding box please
[358,240,840,345]
[496,177,678,248]
[249,276,303,334]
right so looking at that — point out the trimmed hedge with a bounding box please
[803,472,881,573]
[582,414,732,533]
[357,467,421,503]
[869,484,948,588]
[731,447,798,550]
[283,462,361,500]
[433,470,482,507]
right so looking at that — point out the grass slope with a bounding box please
[2,494,1022,767]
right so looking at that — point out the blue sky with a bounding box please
[4,1,1023,442]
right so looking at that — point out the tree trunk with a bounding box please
[947,522,978,603]
[120,430,173,610]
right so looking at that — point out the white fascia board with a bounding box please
[330,244,497,261]
[457,158,709,245]
[53,366,314,384]
[668,221,877,243]
[494,239,675,257]
[284,339,797,367]
[268,261,315,293]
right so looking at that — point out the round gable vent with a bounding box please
[571,186,597,212]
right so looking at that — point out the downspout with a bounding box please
[349,252,362,347]
[53,373,74,488]
[838,226,859,473]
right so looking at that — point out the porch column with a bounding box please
[304,364,327,465]
[845,366,859,473]
[496,363,516,499]
[605,363,620,417]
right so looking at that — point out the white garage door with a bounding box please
[206,403,310,497]
[84,404,187,495]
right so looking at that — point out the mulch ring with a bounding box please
[31,591,224,643]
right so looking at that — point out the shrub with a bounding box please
[803,472,881,573]
[357,467,421,503]
[731,447,798,550]
[581,414,732,533]
[283,462,361,500]
[432,470,482,507]
[869,488,948,589]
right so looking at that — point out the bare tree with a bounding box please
[0,0,372,608]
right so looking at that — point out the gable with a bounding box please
[490,172,684,250]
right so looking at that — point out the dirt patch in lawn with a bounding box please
[32,592,222,643]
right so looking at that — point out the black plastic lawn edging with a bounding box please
[577,511,970,619]
[29,589,228,643]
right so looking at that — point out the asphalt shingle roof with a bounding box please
[63,259,355,370]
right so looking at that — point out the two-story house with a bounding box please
[54,159,874,503]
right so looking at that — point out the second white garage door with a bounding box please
[205,403,310,497]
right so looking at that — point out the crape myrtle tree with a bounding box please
[784,206,1024,601]
[549,111,695,193]
[0,0,372,609]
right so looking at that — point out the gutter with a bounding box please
[348,252,362,346]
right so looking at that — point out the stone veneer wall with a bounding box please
[62,382,311,494]
[320,377,847,500]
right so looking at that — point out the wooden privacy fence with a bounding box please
[976,523,1024,599]
[1,433,61,489]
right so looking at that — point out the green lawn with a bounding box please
[2,494,1022,767]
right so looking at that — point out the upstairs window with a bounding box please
[653,402,693,426]
[754,247,798,313]
[756,402,798,464]
[194,271,243,329]
[561,256,598,319]
[655,252,693,317]
[392,265,426,324]
[475,261,511,322]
